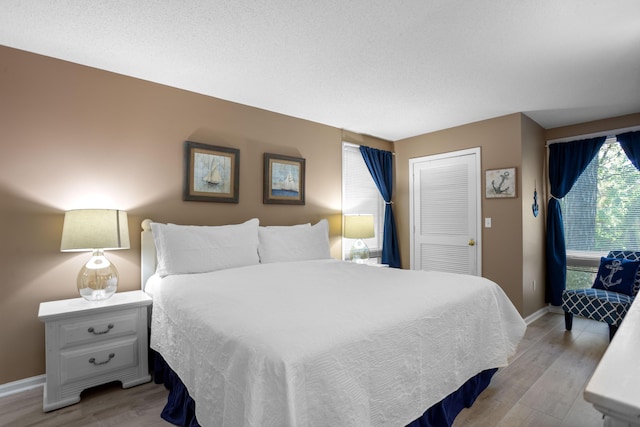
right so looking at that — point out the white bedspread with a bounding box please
[149,259,526,427]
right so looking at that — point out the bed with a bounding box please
[141,218,526,427]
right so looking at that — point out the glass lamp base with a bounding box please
[350,239,370,264]
[77,250,118,301]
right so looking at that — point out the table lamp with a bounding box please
[60,209,130,301]
[344,214,375,263]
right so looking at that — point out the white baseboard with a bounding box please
[548,304,564,315]
[524,306,550,325]
[0,375,45,399]
[523,304,565,325]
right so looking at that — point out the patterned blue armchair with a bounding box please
[562,250,640,341]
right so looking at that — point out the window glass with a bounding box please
[562,137,640,288]
[342,143,384,260]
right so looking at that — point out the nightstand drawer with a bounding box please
[59,310,138,349]
[39,291,152,411]
[60,336,138,385]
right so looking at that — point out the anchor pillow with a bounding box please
[592,257,640,296]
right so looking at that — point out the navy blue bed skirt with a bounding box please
[152,350,496,427]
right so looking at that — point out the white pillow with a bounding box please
[151,218,259,277]
[260,223,310,229]
[258,219,330,263]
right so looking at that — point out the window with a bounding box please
[562,137,640,289]
[342,143,385,261]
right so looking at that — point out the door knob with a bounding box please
[468,239,475,246]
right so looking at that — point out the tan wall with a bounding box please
[545,113,640,141]
[0,46,391,384]
[521,115,547,316]
[3,41,636,386]
[394,113,533,314]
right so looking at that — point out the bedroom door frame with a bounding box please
[409,147,482,275]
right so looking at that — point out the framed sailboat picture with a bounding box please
[184,141,240,203]
[263,153,305,205]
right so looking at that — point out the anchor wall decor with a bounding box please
[532,180,539,217]
[485,167,516,198]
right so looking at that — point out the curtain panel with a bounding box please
[617,131,640,171]
[546,136,606,305]
[359,146,401,268]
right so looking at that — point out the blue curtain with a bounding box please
[546,136,605,305]
[359,146,401,268]
[617,131,640,170]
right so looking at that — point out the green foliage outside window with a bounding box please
[595,144,640,249]
[561,141,640,252]
[566,268,597,291]
[561,140,640,290]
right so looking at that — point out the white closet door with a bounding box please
[410,148,481,275]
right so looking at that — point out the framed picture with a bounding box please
[263,153,305,205]
[486,167,516,198]
[184,141,239,203]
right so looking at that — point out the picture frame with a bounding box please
[486,167,516,198]
[263,153,305,205]
[184,141,240,203]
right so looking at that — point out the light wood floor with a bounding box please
[453,312,608,427]
[0,313,608,427]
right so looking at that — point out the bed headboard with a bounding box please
[141,219,157,291]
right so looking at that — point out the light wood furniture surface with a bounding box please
[585,296,640,426]
[38,290,152,412]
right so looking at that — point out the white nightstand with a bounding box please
[38,290,152,412]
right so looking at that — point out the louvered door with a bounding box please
[409,148,481,275]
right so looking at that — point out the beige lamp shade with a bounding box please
[343,214,375,239]
[60,209,130,251]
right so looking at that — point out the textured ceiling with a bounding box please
[1,1,639,141]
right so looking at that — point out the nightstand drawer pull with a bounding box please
[88,324,114,335]
[89,353,115,366]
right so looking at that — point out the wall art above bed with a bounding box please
[263,153,305,205]
[184,141,240,203]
